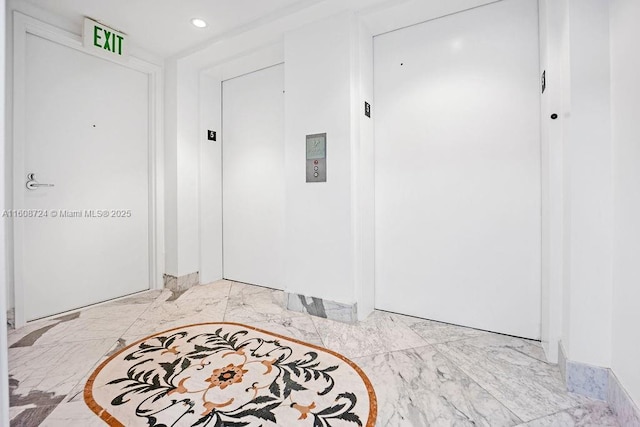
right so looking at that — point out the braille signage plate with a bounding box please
[83,18,128,62]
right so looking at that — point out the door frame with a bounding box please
[10,12,164,327]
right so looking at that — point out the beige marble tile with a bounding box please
[175,279,232,301]
[100,290,164,306]
[355,346,523,426]
[435,334,590,422]
[121,290,229,340]
[311,310,429,359]
[244,315,324,347]
[224,281,303,323]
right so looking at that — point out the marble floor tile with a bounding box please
[410,319,493,345]
[9,405,32,423]
[224,281,303,323]
[375,309,433,327]
[435,334,590,422]
[378,310,505,345]
[100,289,164,306]
[121,291,229,339]
[10,403,63,427]
[62,371,98,405]
[9,338,117,414]
[7,291,160,348]
[25,303,150,346]
[355,346,523,426]
[9,338,116,384]
[7,282,620,427]
[244,315,324,347]
[177,279,232,301]
[61,336,149,405]
[39,400,106,427]
[518,401,619,426]
[7,319,61,348]
[311,310,429,359]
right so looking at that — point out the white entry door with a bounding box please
[374,0,541,338]
[222,65,285,289]
[17,33,150,322]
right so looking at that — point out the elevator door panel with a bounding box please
[222,65,285,289]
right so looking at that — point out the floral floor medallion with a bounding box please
[85,322,377,426]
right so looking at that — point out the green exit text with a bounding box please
[93,25,124,56]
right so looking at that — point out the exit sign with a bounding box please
[83,18,128,61]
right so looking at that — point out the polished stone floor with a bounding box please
[7,280,620,426]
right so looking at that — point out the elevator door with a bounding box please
[374,0,541,338]
[222,64,285,289]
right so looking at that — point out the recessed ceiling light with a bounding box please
[191,18,207,28]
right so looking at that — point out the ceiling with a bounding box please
[19,0,324,58]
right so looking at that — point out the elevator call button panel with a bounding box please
[306,133,326,183]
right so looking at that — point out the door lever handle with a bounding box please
[26,173,55,190]
[26,182,55,190]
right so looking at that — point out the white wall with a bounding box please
[164,60,201,277]
[539,0,569,363]
[283,13,356,304]
[197,45,285,285]
[361,0,499,36]
[539,0,640,410]
[353,21,375,320]
[164,60,179,276]
[541,0,615,367]
[561,0,613,367]
[176,61,201,277]
[198,73,223,284]
[610,0,640,406]
[173,0,520,316]
[183,12,373,309]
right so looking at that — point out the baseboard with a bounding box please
[285,292,357,324]
[608,370,640,426]
[558,341,567,385]
[163,272,200,292]
[559,342,640,426]
[558,341,608,400]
